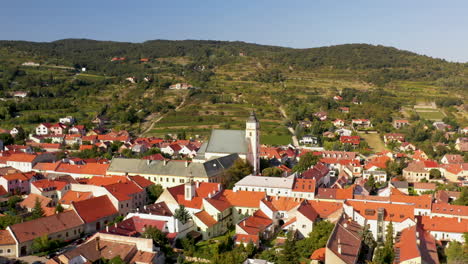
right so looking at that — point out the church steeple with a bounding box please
[245,111,260,175]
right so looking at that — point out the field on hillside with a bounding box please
[359,133,386,152]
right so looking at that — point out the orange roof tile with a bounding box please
[310,248,326,261]
[419,215,468,233]
[346,200,414,222]
[390,194,432,210]
[431,203,468,217]
[72,195,118,223]
[194,210,217,227]
[32,179,68,191]
[292,178,316,193]
[0,230,15,245]
[6,153,37,163]
[60,191,93,205]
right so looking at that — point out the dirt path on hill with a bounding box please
[278,106,299,147]
[139,93,188,136]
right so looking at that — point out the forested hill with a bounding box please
[0,39,461,73]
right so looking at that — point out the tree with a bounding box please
[292,152,319,173]
[262,167,283,177]
[147,184,163,203]
[224,159,253,189]
[278,232,299,264]
[143,226,170,253]
[31,197,45,220]
[429,169,441,179]
[55,203,64,213]
[174,205,191,224]
[445,234,468,264]
[32,235,60,253]
[245,241,256,258]
[453,187,468,206]
[0,214,22,229]
[296,220,334,258]
[365,175,376,193]
[360,224,376,249]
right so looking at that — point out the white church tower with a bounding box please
[246,111,260,174]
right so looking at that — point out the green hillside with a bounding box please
[0,39,466,143]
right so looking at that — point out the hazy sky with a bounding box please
[2,0,468,62]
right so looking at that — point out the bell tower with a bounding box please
[246,111,260,174]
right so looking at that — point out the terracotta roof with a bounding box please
[54,163,109,176]
[194,210,217,227]
[60,191,93,205]
[142,153,165,161]
[2,172,29,181]
[340,136,360,145]
[106,216,166,236]
[442,154,464,164]
[33,162,61,171]
[364,155,390,170]
[310,248,326,261]
[316,186,354,200]
[345,200,414,222]
[32,179,68,191]
[431,203,468,217]
[413,182,436,190]
[168,182,222,210]
[297,201,319,221]
[6,153,37,162]
[419,215,468,233]
[0,230,15,245]
[142,202,173,216]
[130,251,157,264]
[104,181,143,201]
[238,210,273,235]
[292,178,316,193]
[308,200,343,218]
[72,195,118,223]
[235,234,259,245]
[19,193,52,210]
[129,175,154,188]
[404,161,428,173]
[390,194,432,209]
[9,210,83,243]
[327,216,363,264]
[394,225,419,263]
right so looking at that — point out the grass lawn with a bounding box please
[359,133,386,152]
[261,134,291,146]
[416,110,445,120]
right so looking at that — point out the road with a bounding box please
[139,93,189,136]
[278,106,299,147]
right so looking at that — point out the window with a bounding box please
[0,249,3,253]
[7,249,10,253]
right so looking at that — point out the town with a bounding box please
[0,106,465,264]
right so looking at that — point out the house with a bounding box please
[47,232,163,264]
[314,112,328,121]
[325,215,363,264]
[393,119,409,129]
[343,199,416,242]
[400,142,416,152]
[362,170,387,183]
[335,128,352,137]
[338,107,349,113]
[31,179,70,204]
[383,133,405,144]
[333,95,343,101]
[110,57,126,62]
[393,225,439,264]
[36,123,52,135]
[71,195,119,234]
[4,144,33,153]
[351,119,372,128]
[433,121,451,131]
[10,126,24,138]
[50,123,67,135]
[59,116,75,124]
[69,125,86,135]
[441,154,464,164]
[340,136,360,145]
[179,144,198,158]
[18,193,55,216]
[6,210,84,257]
[299,135,318,145]
[12,91,28,98]
[412,182,436,195]
[403,161,430,182]
[0,172,35,194]
[333,119,345,127]
[418,216,468,243]
[160,143,182,156]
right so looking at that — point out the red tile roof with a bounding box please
[390,194,432,209]
[345,200,414,222]
[168,182,222,209]
[308,200,343,218]
[292,178,316,193]
[238,210,273,235]
[9,210,83,243]
[129,175,154,188]
[106,216,166,236]
[32,179,68,191]
[54,163,109,176]
[60,191,93,205]
[0,230,15,245]
[2,172,30,181]
[340,136,361,145]
[104,181,143,201]
[6,153,37,162]
[310,248,326,261]
[194,210,217,227]
[235,234,259,245]
[419,215,468,234]
[72,195,118,223]
[431,203,468,217]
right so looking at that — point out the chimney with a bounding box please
[185,160,189,167]
[196,181,200,188]
[338,243,342,255]
[163,159,167,166]
[114,223,117,228]
[146,160,151,166]
[458,217,461,223]
[106,225,109,232]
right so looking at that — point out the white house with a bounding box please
[35,123,52,135]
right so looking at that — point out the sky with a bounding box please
[2,0,468,62]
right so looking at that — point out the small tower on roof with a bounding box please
[245,111,260,175]
[184,171,196,201]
